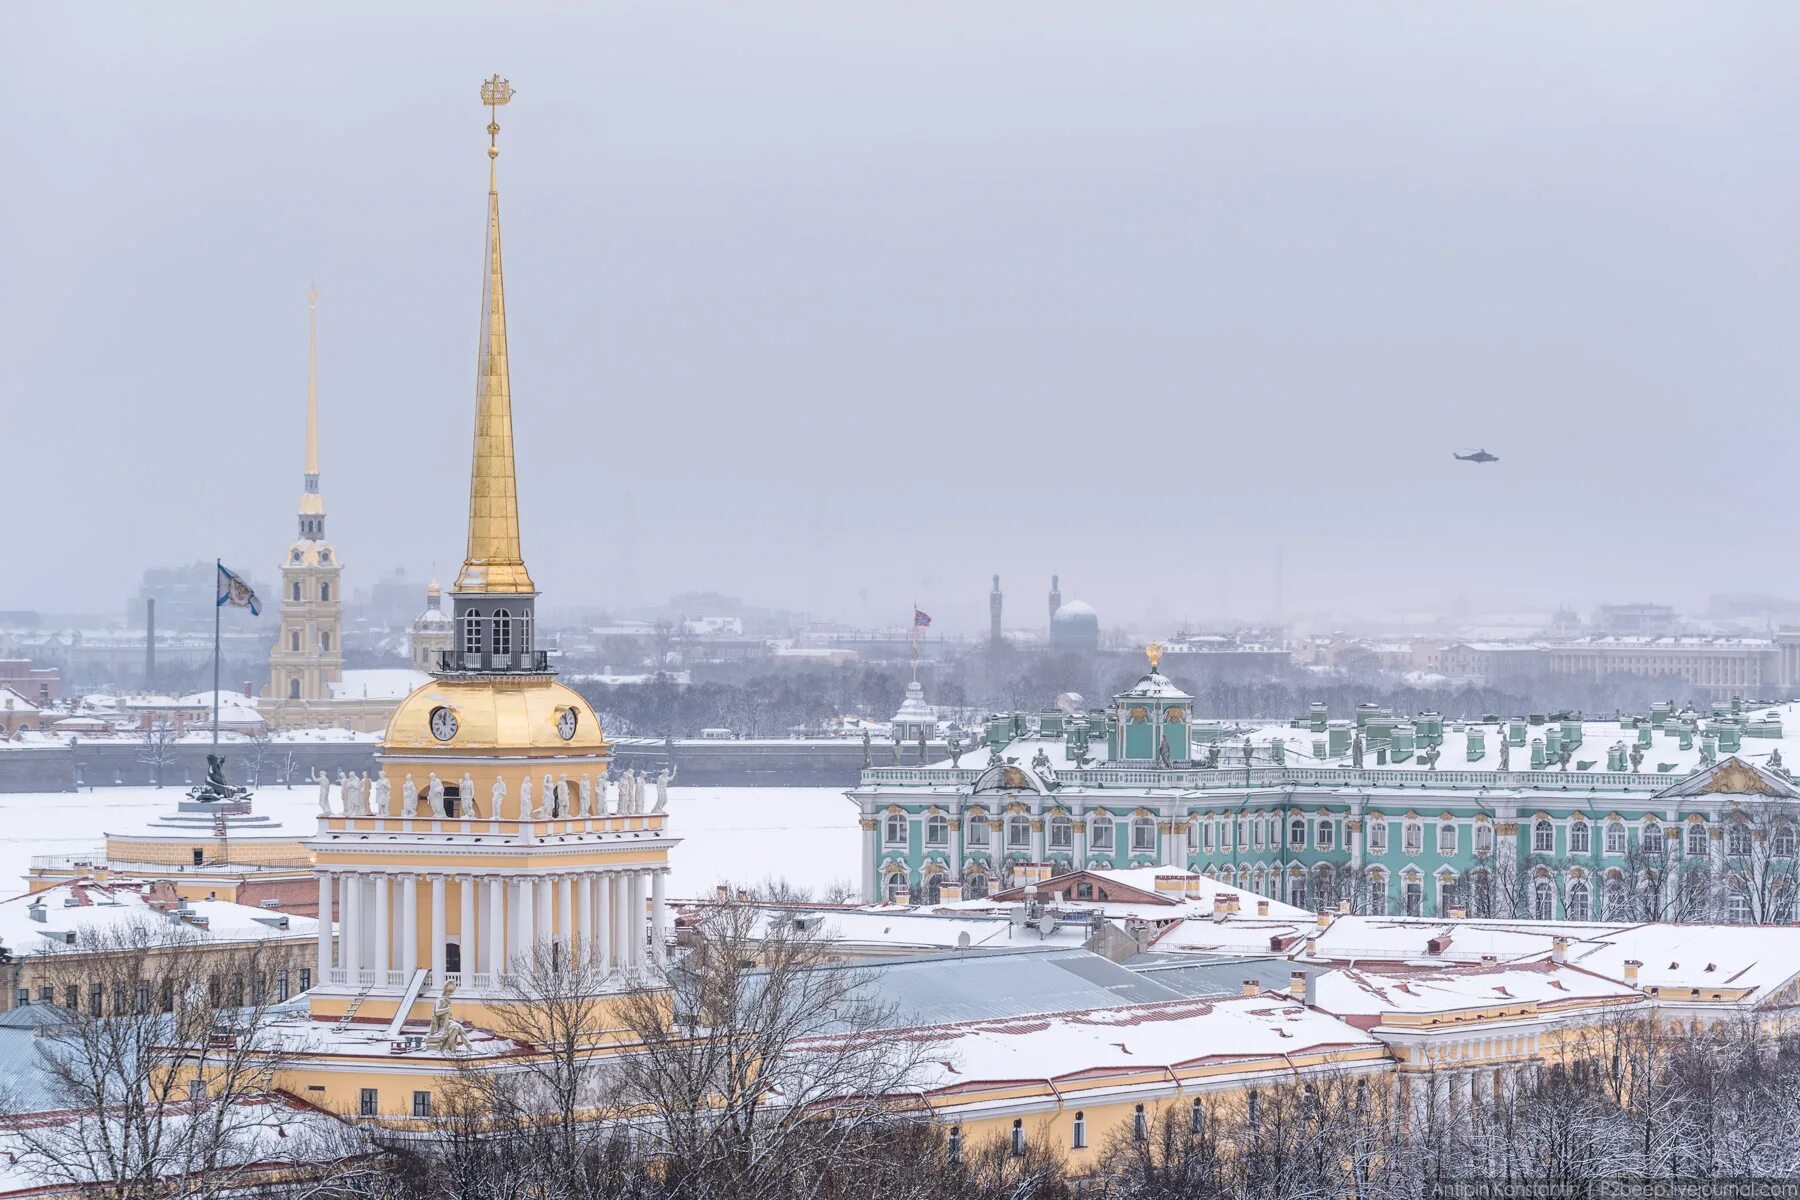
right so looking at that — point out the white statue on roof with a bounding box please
[426,773,444,817]
[372,774,390,816]
[460,773,476,817]
[491,775,506,820]
[314,769,333,814]
[402,774,418,817]
[543,773,556,817]
[653,765,675,813]
[577,774,592,816]
[519,774,533,819]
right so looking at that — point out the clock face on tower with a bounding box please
[429,706,458,742]
[556,707,579,741]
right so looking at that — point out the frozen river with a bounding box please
[0,785,860,902]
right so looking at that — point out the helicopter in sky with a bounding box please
[1453,449,1499,464]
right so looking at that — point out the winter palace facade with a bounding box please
[850,648,1800,924]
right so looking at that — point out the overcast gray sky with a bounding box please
[4,3,1798,634]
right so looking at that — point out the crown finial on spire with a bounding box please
[1145,642,1164,672]
[455,75,534,596]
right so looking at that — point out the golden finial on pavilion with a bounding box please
[481,74,514,163]
[1146,642,1164,672]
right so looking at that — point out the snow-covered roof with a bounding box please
[326,669,429,702]
[0,686,42,715]
[1310,960,1642,1022]
[0,879,316,955]
[730,904,1091,954]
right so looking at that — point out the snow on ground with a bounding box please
[663,786,858,899]
[0,784,861,902]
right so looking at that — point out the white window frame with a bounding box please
[1534,820,1555,854]
[884,813,908,847]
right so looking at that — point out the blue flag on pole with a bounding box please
[913,609,932,628]
[217,564,262,617]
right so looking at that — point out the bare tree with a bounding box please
[138,719,180,788]
[1718,796,1800,924]
[612,901,934,1200]
[0,920,355,1200]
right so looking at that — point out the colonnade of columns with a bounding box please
[318,865,670,990]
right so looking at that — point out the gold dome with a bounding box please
[382,677,607,757]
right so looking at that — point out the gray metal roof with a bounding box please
[821,947,1193,1028]
[1126,953,1324,999]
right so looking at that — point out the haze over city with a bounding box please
[7,3,1800,632]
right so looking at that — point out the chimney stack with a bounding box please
[1623,959,1642,985]
[1242,979,1260,997]
[1315,909,1332,928]
[1551,936,1570,964]
[1288,970,1307,1000]
[1338,899,1350,914]
[1257,899,1270,917]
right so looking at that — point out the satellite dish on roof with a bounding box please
[1036,913,1057,938]
[956,931,971,950]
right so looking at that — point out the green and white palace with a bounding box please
[849,648,1800,924]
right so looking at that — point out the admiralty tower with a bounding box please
[304,76,678,1035]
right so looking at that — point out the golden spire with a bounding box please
[1145,642,1164,672]
[455,75,535,595]
[298,284,326,533]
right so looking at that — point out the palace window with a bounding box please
[519,612,532,654]
[412,1091,431,1118]
[1133,1104,1148,1142]
[359,1088,378,1117]
[1474,823,1493,856]
[1533,879,1554,920]
[920,873,942,904]
[1534,820,1555,854]
[1190,1098,1205,1135]
[1317,820,1335,851]
[884,872,908,902]
[1568,880,1591,921]
[1403,822,1423,855]
[1011,1119,1026,1157]
[1403,877,1422,916]
[884,814,907,846]
[1131,818,1156,852]
[948,1126,962,1165]
[1008,816,1031,848]
[320,582,330,602]
[291,582,301,601]
[1570,821,1590,855]
[1072,1111,1086,1150]
[462,610,482,654]
[1467,869,1492,917]
[1201,821,1213,852]
[1360,867,1386,915]
[1369,819,1388,853]
[1289,818,1307,848]
[1049,815,1072,849]
[1776,822,1797,858]
[492,609,513,657]
[965,872,988,900]
[1605,821,1627,855]
[1685,822,1708,857]
[924,814,948,847]
[1728,822,1752,858]
[1604,877,1627,920]
[1438,823,1457,856]
[1727,892,1751,924]
[1090,817,1115,853]
[289,631,301,652]
[320,631,331,652]
[1438,875,1459,914]
[1290,871,1308,910]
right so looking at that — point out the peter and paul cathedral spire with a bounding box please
[448,76,542,674]
[298,284,326,541]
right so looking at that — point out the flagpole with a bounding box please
[212,558,221,752]
[910,599,919,685]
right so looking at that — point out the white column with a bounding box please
[577,874,594,960]
[430,874,447,981]
[949,810,963,882]
[1073,814,1087,867]
[651,868,668,964]
[860,818,878,903]
[611,872,630,975]
[629,870,647,970]
[486,876,506,974]
[558,874,575,950]
[459,875,476,979]
[400,874,418,976]
[595,870,613,969]
[372,872,390,977]
[516,877,536,965]
[341,870,362,979]
[317,871,334,980]
[1029,818,1044,864]
[536,875,553,952]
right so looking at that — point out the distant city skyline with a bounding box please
[5,4,1799,629]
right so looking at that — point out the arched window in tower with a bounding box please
[291,582,301,601]
[287,679,300,700]
[320,631,331,652]
[321,582,331,602]
[493,609,512,657]
[289,631,300,652]
[519,612,532,654]
[462,610,482,655]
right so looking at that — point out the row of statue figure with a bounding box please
[314,764,675,821]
